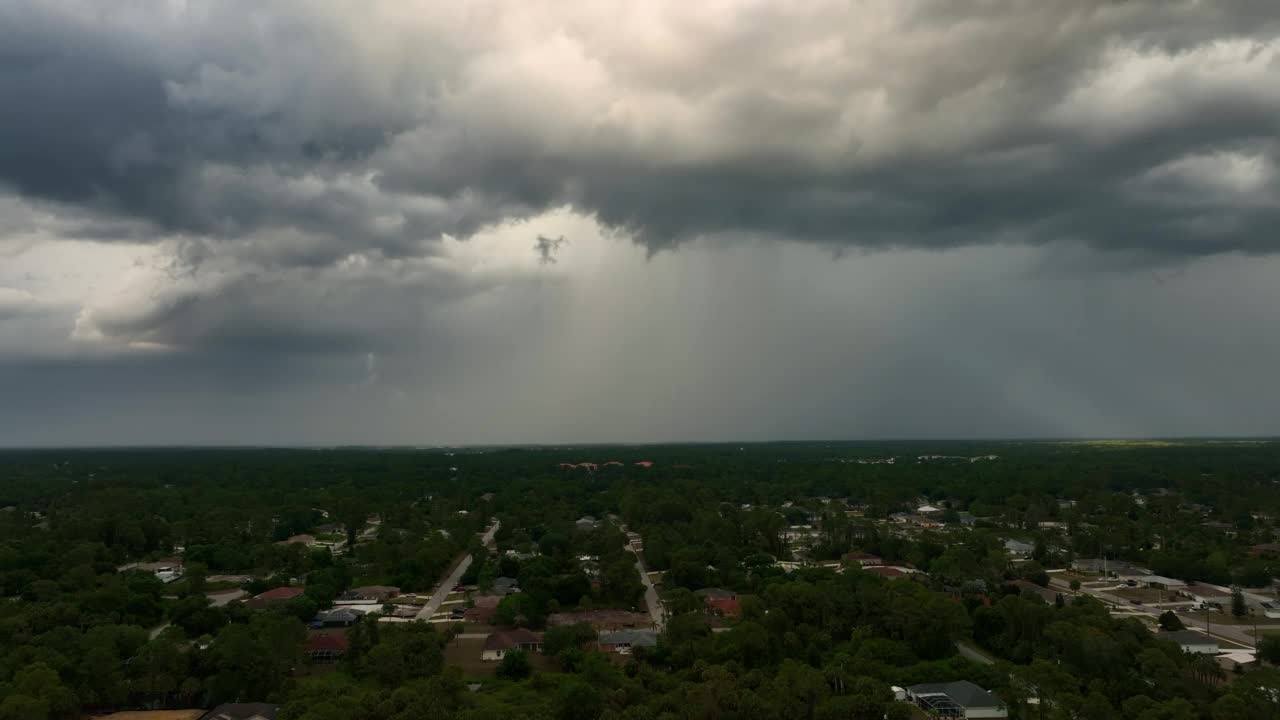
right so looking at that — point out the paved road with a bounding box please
[1049,578,1256,649]
[956,640,995,665]
[621,528,664,631]
[415,519,500,622]
[479,520,500,548]
[150,588,247,639]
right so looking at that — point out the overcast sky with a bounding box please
[2,1,1280,445]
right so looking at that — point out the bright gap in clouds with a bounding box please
[7,205,1280,445]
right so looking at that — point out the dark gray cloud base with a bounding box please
[2,0,1279,261]
[3,1,1280,445]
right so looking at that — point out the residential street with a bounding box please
[149,588,246,639]
[956,640,995,665]
[415,519,500,622]
[623,530,665,631]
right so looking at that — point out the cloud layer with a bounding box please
[2,1,1280,443]
[4,0,1280,261]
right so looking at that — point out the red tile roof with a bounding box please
[706,597,741,617]
[484,628,543,651]
[254,586,305,601]
[305,632,349,654]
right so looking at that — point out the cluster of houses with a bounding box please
[481,608,662,661]
[557,461,655,470]
[1070,558,1280,616]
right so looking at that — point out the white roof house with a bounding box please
[1157,630,1219,655]
[1140,575,1187,589]
[1003,539,1035,557]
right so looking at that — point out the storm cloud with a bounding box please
[2,1,1280,444]
[5,1,1280,259]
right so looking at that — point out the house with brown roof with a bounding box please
[465,595,502,624]
[694,587,738,601]
[245,586,305,609]
[547,609,653,631]
[305,631,349,663]
[482,629,544,661]
[842,552,882,567]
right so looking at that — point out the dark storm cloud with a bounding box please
[2,0,1279,265]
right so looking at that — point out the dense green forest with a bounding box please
[1,443,1278,719]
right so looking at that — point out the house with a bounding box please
[598,629,658,653]
[1182,581,1233,608]
[1157,630,1220,655]
[1070,558,1149,577]
[1140,575,1187,591]
[635,461,654,468]
[482,629,544,661]
[245,586,305,609]
[1011,580,1059,605]
[705,597,741,618]
[906,681,1007,718]
[136,559,185,584]
[547,609,653,631]
[275,534,316,547]
[492,577,520,596]
[842,552,883,567]
[305,631,349,663]
[866,566,907,579]
[336,585,400,604]
[1248,542,1280,557]
[465,595,502,624]
[199,704,279,720]
[1003,540,1035,558]
[695,587,738,601]
[575,516,600,532]
[311,607,365,628]
[1201,521,1237,537]
[916,505,943,515]
[1217,651,1258,673]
